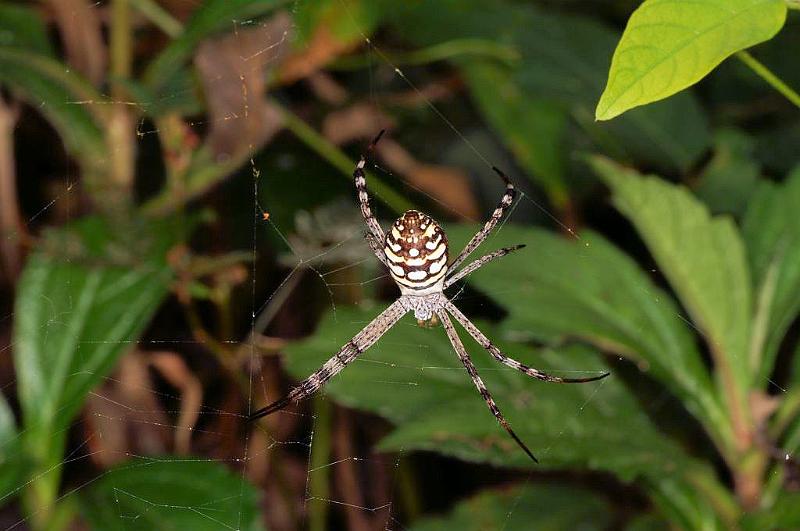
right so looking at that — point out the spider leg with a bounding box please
[365,231,390,268]
[354,130,387,246]
[249,299,407,422]
[445,301,609,384]
[437,310,538,463]
[448,166,516,273]
[444,244,525,288]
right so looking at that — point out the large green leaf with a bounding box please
[0,394,25,504]
[407,483,612,531]
[592,157,752,428]
[143,0,284,91]
[283,306,705,481]
[596,0,787,120]
[14,217,181,468]
[446,224,727,449]
[0,3,55,56]
[742,165,800,384]
[0,49,106,174]
[741,491,800,531]
[79,458,265,531]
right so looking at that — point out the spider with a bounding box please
[249,131,609,462]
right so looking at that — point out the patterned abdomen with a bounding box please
[384,210,449,293]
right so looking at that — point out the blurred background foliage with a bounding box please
[0,0,799,529]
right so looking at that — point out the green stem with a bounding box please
[130,0,182,37]
[275,101,413,214]
[330,38,520,71]
[736,51,800,109]
[110,0,132,99]
[685,469,740,527]
[308,397,332,531]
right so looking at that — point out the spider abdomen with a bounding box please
[384,210,449,293]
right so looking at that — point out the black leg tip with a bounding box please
[370,129,386,147]
[491,166,512,185]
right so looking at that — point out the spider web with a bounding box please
[1,1,791,530]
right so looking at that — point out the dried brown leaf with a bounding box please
[322,103,393,146]
[149,351,203,455]
[378,140,479,220]
[194,13,292,159]
[44,0,106,86]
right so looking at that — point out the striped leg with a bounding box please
[445,301,610,384]
[365,231,389,268]
[354,130,387,261]
[437,310,538,463]
[445,244,525,288]
[249,300,407,421]
[448,167,516,272]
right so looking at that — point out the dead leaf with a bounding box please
[278,25,359,85]
[149,351,203,455]
[377,140,479,220]
[194,13,292,159]
[44,0,106,86]
[307,72,348,105]
[322,103,393,146]
[0,96,24,283]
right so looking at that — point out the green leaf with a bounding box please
[79,458,265,531]
[463,61,569,204]
[446,224,726,449]
[596,0,788,120]
[284,306,704,480]
[143,0,284,91]
[0,3,55,56]
[408,483,612,531]
[592,157,752,411]
[647,474,728,531]
[14,216,182,467]
[625,513,671,531]
[0,394,25,504]
[741,491,800,531]
[389,0,710,175]
[0,49,106,173]
[293,0,382,47]
[742,165,800,383]
[694,129,760,216]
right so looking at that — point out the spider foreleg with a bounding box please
[437,310,538,463]
[354,130,387,243]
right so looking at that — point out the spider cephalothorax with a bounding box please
[384,210,449,296]
[249,130,609,463]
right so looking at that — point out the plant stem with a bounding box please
[736,50,800,109]
[130,0,182,38]
[274,101,413,214]
[110,0,132,98]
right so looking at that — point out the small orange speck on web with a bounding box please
[262,212,270,221]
